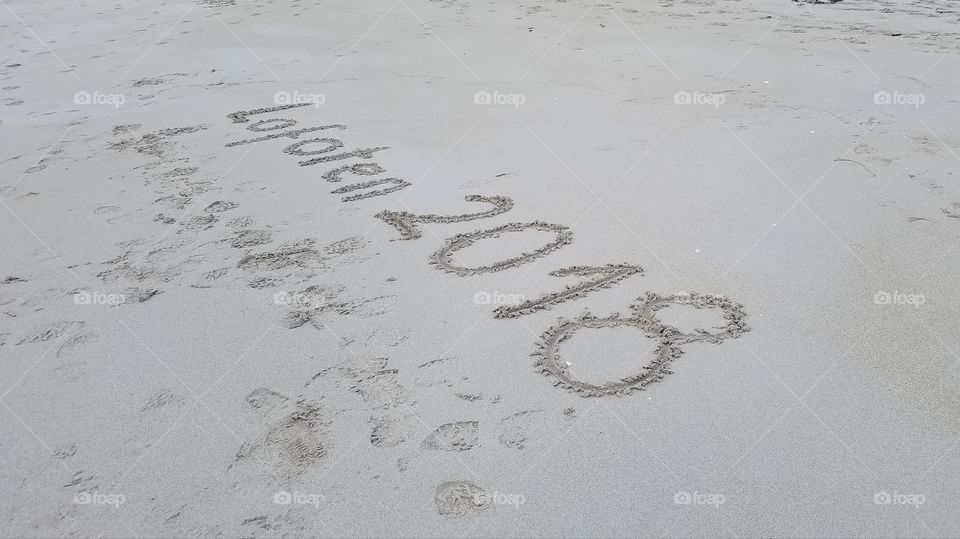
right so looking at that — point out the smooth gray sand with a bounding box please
[2,0,960,536]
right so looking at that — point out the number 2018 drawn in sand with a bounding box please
[225,103,751,396]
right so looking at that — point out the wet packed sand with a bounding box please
[2,0,960,536]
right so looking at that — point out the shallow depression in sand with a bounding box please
[445,229,560,268]
[561,325,661,386]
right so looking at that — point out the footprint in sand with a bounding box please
[421,421,480,451]
[435,480,494,518]
[231,388,329,479]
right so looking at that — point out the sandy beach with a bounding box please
[2,0,960,536]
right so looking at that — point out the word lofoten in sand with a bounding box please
[225,103,751,396]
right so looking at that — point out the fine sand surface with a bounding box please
[2,0,960,537]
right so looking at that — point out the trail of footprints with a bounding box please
[98,120,377,309]
[224,102,752,397]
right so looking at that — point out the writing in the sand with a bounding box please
[224,103,750,397]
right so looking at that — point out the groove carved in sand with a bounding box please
[429,221,573,277]
[533,314,681,397]
[375,194,515,240]
[225,123,346,148]
[227,103,312,123]
[322,163,386,183]
[493,263,644,319]
[282,138,344,156]
[249,118,296,132]
[631,291,750,344]
[331,177,411,202]
[533,292,749,396]
[298,146,390,167]
[225,105,345,147]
